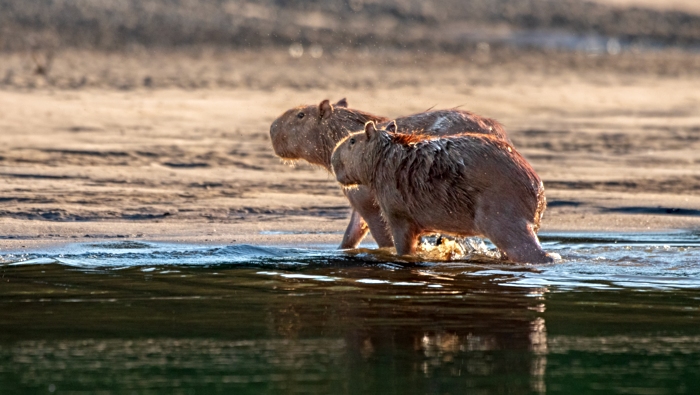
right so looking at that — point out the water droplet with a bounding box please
[289,43,303,58]
[607,38,622,55]
[309,45,323,59]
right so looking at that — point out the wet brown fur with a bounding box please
[269,99,512,249]
[332,122,552,263]
[270,100,387,170]
[389,133,434,146]
[270,99,509,171]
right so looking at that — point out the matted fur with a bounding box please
[332,123,551,263]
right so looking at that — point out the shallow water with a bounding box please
[1,232,699,394]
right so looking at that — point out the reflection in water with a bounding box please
[548,335,700,354]
[0,324,553,394]
[1,233,700,394]
[2,338,349,393]
[260,270,551,394]
[0,264,550,393]
[530,317,548,394]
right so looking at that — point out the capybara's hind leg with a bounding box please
[345,187,394,248]
[487,221,553,264]
[339,210,369,249]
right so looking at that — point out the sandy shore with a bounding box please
[1,50,700,251]
[593,0,700,14]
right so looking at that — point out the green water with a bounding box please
[1,234,699,394]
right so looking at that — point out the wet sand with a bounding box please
[1,49,700,250]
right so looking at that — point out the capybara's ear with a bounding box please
[364,121,377,140]
[335,98,348,108]
[319,99,333,119]
[386,120,397,133]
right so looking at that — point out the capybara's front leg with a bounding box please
[339,209,369,249]
[364,211,394,248]
[387,217,421,256]
[345,187,394,248]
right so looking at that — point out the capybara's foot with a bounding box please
[489,223,553,264]
[501,245,553,264]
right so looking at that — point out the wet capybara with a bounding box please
[270,98,509,249]
[331,121,552,264]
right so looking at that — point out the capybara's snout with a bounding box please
[331,148,353,185]
[269,120,280,141]
[269,120,287,156]
[330,151,343,180]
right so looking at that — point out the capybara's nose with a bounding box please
[269,122,278,140]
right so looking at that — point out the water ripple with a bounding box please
[2,232,700,291]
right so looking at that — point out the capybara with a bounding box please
[331,121,552,264]
[269,98,509,249]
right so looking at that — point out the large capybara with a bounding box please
[270,99,509,249]
[331,121,553,264]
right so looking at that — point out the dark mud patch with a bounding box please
[162,162,211,169]
[0,172,86,180]
[230,206,349,220]
[229,161,265,171]
[545,176,700,194]
[546,200,582,208]
[0,209,175,222]
[0,196,57,204]
[601,206,700,217]
[64,126,104,133]
[121,212,173,220]
[41,149,131,157]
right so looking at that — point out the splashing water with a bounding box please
[417,235,502,261]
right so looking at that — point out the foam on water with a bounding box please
[2,232,700,291]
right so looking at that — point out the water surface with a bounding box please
[1,232,699,394]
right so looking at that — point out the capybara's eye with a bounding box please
[349,138,355,145]
[297,112,305,119]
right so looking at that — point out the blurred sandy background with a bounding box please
[1,0,699,248]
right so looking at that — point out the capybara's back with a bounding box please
[374,133,544,233]
[393,109,509,143]
[331,122,551,263]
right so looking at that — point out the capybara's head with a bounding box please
[270,98,385,170]
[332,120,397,186]
[269,98,347,167]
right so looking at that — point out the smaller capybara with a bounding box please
[331,121,553,264]
[270,98,509,249]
